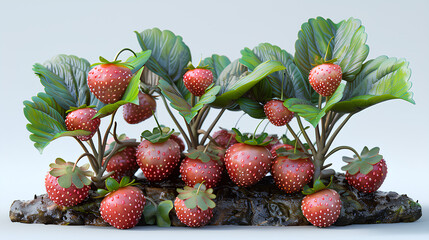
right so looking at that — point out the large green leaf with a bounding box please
[201,54,231,82]
[23,93,91,153]
[240,43,312,101]
[125,50,152,74]
[33,54,106,111]
[332,56,414,112]
[294,17,369,82]
[284,84,346,127]
[212,60,286,108]
[236,98,266,119]
[93,67,144,118]
[135,28,191,83]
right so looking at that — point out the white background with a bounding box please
[1,0,428,239]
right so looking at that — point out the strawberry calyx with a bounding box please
[49,158,93,189]
[184,61,212,71]
[311,55,338,67]
[276,148,311,160]
[96,176,139,198]
[185,145,221,163]
[176,183,216,211]
[341,147,383,175]
[302,176,333,195]
[280,134,310,151]
[66,104,97,114]
[90,56,134,69]
[232,128,271,146]
[141,125,174,143]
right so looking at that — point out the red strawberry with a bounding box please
[271,155,314,193]
[180,157,223,188]
[99,178,145,229]
[65,107,100,141]
[301,188,342,227]
[169,134,186,152]
[270,143,294,158]
[212,129,237,149]
[136,138,181,181]
[183,68,213,97]
[104,147,138,181]
[224,143,272,187]
[264,100,294,126]
[88,63,132,104]
[123,92,156,124]
[175,183,216,227]
[45,173,90,207]
[309,63,342,97]
[342,147,387,193]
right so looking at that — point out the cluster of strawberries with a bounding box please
[44,59,388,230]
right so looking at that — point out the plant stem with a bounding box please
[325,145,362,161]
[197,130,220,147]
[296,116,317,156]
[193,105,209,130]
[72,153,96,172]
[159,93,192,149]
[197,107,210,130]
[200,108,226,146]
[285,123,308,155]
[185,118,198,149]
[114,48,137,61]
[73,137,99,172]
[322,113,355,156]
[87,139,99,168]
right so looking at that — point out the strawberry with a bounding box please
[175,183,216,227]
[180,147,223,188]
[308,63,342,97]
[98,177,145,229]
[271,152,314,193]
[169,133,186,152]
[183,64,213,97]
[342,147,387,193]
[87,58,133,104]
[103,135,139,181]
[123,91,156,124]
[301,188,342,227]
[45,158,93,207]
[136,126,181,182]
[65,106,100,141]
[224,129,273,187]
[264,100,294,126]
[270,143,294,158]
[212,129,237,149]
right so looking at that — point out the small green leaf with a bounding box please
[58,175,72,189]
[184,196,197,209]
[96,189,109,197]
[105,177,120,192]
[185,146,211,163]
[186,86,221,123]
[157,200,173,227]
[119,176,130,187]
[236,98,265,119]
[142,203,157,225]
[341,146,383,175]
[126,50,152,74]
[141,126,174,143]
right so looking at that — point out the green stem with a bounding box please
[87,139,99,168]
[200,108,226,146]
[73,137,99,172]
[185,118,198,149]
[324,36,335,62]
[325,146,362,161]
[72,153,96,172]
[322,112,355,156]
[296,116,317,156]
[114,48,137,61]
[285,123,308,155]
[253,119,265,140]
[197,107,210,130]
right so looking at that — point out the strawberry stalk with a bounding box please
[113,48,137,61]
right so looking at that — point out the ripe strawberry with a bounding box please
[264,100,294,126]
[183,67,213,97]
[212,129,237,149]
[104,147,138,181]
[99,178,145,229]
[136,138,181,181]
[301,188,342,227]
[123,91,156,124]
[224,142,272,187]
[175,183,216,227]
[180,156,223,188]
[45,158,93,207]
[65,106,100,141]
[342,147,387,193]
[169,134,186,152]
[271,155,314,193]
[270,143,294,158]
[45,173,90,207]
[309,63,342,97]
[88,62,132,104]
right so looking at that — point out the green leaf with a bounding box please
[143,203,157,225]
[285,84,346,127]
[157,200,173,227]
[125,50,152,74]
[341,146,383,175]
[93,67,144,118]
[158,79,194,121]
[212,60,286,108]
[135,28,191,83]
[201,54,231,82]
[294,17,369,82]
[240,43,312,101]
[105,177,120,192]
[332,56,414,112]
[236,98,265,119]
[141,126,174,143]
[49,158,93,189]
[186,86,220,123]
[33,54,106,111]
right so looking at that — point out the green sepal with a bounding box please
[141,126,174,143]
[302,176,333,195]
[96,176,138,198]
[176,183,216,211]
[143,200,173,227]
[276,149,311,160]
[49,158,93,189]
[185,61,212,70]
[232,128,271,146]
[105,177,120,192]
[312,56,338,66]
[90,56,134,69]
[341,147,383,175]
[185,145,220,163]
[280,134,310,151]
[66,104,96,113]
